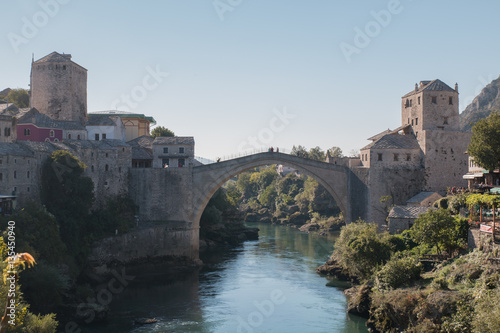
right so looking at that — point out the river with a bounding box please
[84,222,368,333]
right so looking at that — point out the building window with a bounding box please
[415,118,418,125]
[163,147,169,154]
[394,153,399,161]
[102,133,107,139]
[0,173,2,181]
[407,154,411,161]
[105,164,109,171]
[162,158,169,167]
[411,119,414,126]
[95,133,99,141]
[0,160,2,165]
[14,159,16,164]
[4,128,10,137]
[418,96,421,105]
[409,99,413,107]
[405,99,409,107]
[68,134,72,139]
[449,96,453,105]
[63,65,66,70]
[178,158,185,167]
[27,187,30,192]
[118,167,122,172]
[443,117,449,125]
[91,165,94,172]
[54,138,59,142]
[431,96,437,104]
[77,135,81,140]
[378,153,383,161]
[179,147,185,154]
[49,130,54,137]
[24,129,31,136]
[105,153,109,158]
[45,138,50,142]
[13,171,16,179]
[27,171,30,178]
[408,118,410,124]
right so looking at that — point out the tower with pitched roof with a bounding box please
[30,52,87,125]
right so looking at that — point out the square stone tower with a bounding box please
[401,80,470,192]
[30,52,87,125]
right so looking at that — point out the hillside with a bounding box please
[460,75,500,131]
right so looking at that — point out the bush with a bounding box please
[375,255,422,289]
[20,313,58,333]
[334,221,393,279]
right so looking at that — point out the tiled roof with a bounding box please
[34,52,72,63]
[89,111,156,125]
[153,136,194,145]
[367,129,391,141]
[65,139,129,150]
[17,141,68,155]
[0,142,35,157]
[127,135,153,148]
[406,191,441,204]
[86,115,116,126]
[361,134,420,150]
[403,79,456,98]
[388,205,434,219]
[17,108,85,130]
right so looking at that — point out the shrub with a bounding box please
[20,313,58,333]
[334,221,393,279]
[375,255,422,289]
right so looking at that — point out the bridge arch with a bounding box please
[192,152,351,231]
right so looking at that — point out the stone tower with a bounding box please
[401,79,470,192]
[30,52,87,125]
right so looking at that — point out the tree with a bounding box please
[333,221,393,279]
[6,88,29,108]
[468,111,500,172]
[410,209,466,256]
[151,126,175,138]
[308,146,325,161]
[291,145,308,158]
[327,147,343,157]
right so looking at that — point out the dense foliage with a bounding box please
[151,126,175,138]
[5,88,29,108]
[468,111,500,171]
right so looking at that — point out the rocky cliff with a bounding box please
[460,75,500,131]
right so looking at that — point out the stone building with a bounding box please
[401,80,471,191]
[128,135,153,168]
[30,52,87,125]
[152,136,195,168]
[89,111,156,141]
[406,191,442,207]
[354,79,471,225]
[388,206,434,234]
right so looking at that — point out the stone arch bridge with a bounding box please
[129,152,370,261]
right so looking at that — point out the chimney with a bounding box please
[455,83,458,92]
[415,83,418,92]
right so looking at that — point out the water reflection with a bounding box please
[84,223,367,333]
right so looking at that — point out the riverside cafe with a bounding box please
[468,192,500,237]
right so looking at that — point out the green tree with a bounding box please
[291,145,308,158]
[151,126,175,138]
[308,146,325,161]
[410,209,466,256]
[333,221,393,279]
[40,150,94,256]
[6,88,29,108]
[468,111,500,172]
[327,146,343,157]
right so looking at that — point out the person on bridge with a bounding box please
[270,147,274,152]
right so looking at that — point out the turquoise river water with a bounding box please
[83,222,368,333]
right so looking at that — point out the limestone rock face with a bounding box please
[461,75,500,131]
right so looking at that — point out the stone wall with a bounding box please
[31,60,87,125]
[421,130,471,192]
[87,223,200,274]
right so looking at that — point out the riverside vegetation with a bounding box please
[317,202,500,333]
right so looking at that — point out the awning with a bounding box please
[463,174,475,179]
[490,187,500,194]
[474,172,484,177]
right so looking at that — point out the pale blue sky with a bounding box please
[1,0,499,159]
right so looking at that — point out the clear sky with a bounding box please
[1,0,499,160]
